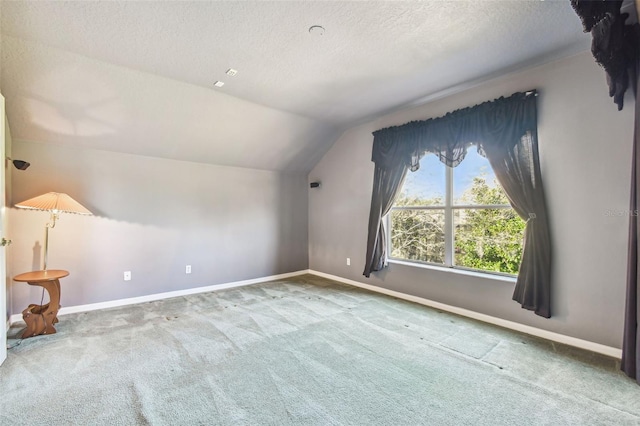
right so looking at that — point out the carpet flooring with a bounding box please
[1,274,639,425]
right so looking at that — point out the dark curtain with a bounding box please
[623,61,639,382]
[363,91,553,317]
[362,164,408,277]
[623,28,640,384]
[483,131,552,318]
[571,0,633,110]
[571,0,640,383]
[363,133,418,277]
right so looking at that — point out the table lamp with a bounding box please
[15,192,93,270]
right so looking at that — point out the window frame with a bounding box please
[387,163,519,278]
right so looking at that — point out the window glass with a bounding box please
[453,208,525,274]
[389,146,525,276]
[453,149,508,205]
[390,209,445,264]
[396,154,446,206]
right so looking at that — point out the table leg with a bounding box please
[21,279,61,338]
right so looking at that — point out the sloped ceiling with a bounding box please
[0,1,588,172]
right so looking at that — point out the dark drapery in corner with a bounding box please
[624,58,639,383]
[363,91,553,317]
[571,0,640,382]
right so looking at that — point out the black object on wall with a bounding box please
[310,182,321,188]
[7,157,30,170]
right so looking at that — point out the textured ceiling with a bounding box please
[0,1,588,172]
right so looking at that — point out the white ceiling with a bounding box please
[0,1,589,172]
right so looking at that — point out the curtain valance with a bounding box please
[371,90,538,171]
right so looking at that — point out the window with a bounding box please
[388,148,525,275]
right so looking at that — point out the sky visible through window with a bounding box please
[401,148,499,204]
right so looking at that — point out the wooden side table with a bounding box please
[13,270,69,339]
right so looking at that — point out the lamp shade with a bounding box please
[15,192,93,215]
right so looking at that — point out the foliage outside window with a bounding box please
[389,150,525,275]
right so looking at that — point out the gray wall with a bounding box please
[308,52,635,348]
[8,141,309,314]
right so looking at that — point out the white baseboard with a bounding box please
[308,270,623,360]
[9,269,310,325]
[9,267,621,359]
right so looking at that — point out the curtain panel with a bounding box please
[363,91,553,317]
[624,58,639,383]
[571,0,640,384]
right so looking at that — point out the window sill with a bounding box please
[387,259,517,283]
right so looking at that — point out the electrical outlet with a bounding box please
[347,258,351,266]
[186,265,192,274]
[124,271,131,281]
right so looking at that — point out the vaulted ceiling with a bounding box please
[0,1,588,172]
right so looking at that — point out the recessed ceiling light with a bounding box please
[213,81,225,88]
[226,68,238,77]
[309,25,325,36]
